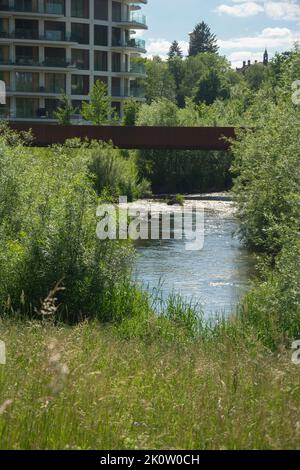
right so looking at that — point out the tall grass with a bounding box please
[1,319,300,450]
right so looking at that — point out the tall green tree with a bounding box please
[81,81,115,125]
[188,21,218,56]
[122,98,140,126]
[168,40,183,60]
[195,69,229,105]
[54,95,75,125]
[144,57,176,103]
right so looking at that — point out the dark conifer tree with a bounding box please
[168,40,183,60]
[188,21,219,56]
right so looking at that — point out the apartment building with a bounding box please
[0,0,147,120]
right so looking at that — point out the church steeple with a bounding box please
[263,49,269,66]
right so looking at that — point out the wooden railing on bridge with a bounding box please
[7,122,237,151]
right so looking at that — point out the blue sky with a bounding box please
[137,0,300,67]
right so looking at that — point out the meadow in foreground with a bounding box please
[1,319,300,450]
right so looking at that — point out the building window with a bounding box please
[111,77,121,96]
[45,73,66,93]
[16,97,39,118]
[0,17,9,36]
[71,75,89,95]
[94,51,107,71]
[71,0,89,19]
[72,49,89,69]
[94,0,108,21]
[112,52,121,72]
[15,18,39,39]
[112,1,121,22]
[45,98,60,118]
[112,27,121,46]
[94,25,108,46]
[44,21,65,41]
[44,47,66,66]
[15,71,39,92]
[44,0,65,15]
[0,46,9,64]
[16,46,38,65]
[71,23,89,44]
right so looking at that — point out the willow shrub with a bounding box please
[0,126,142,322]
[231,91,300,345]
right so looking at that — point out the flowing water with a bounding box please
[130,198,254,319]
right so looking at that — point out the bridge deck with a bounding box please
[7,123,236,151]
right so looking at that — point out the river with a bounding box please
[130,197,254,319]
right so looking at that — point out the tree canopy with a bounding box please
[189,21,219,56]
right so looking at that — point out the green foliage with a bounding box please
[122,98,140,126]
[81,81,115,125]
[244,63,270,91]
[168,40,183,60]
[231,98,300,256]
[86,140,151,200]
[177,53,233,105]
[195,68,230,105]
[0,129,150,322]
[54,95,75,125]
[189,21,219,56]
[230,51,300,345]
[137,98,179,127]
[144,57,176,103]
[2,317,300,449]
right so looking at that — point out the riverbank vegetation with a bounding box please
[0,36,300,448]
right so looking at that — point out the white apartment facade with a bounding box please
[0,0,147,120]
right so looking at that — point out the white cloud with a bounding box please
[215,0,300,21]
[216,2,264,17]
[265,1,300,21]
[219,26,300,50]
[145,38,188,59]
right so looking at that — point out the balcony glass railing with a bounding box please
[2,30,73,42]
[1,2,64,15]
[13,56,73,68]
[15,56,39,65]
[130,87,145,98]
[112,38,146,50]
[130,63,146,74]
[44,85,65,93]
[15,83,40,92]
[126,12,147,26]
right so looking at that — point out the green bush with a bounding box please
[0,129,138,322]
[230,54,300,345]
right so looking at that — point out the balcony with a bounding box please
[0,30,76,44]
[0,57,75,69]
[114,63,146,77]
[0,1,65,16]
[117,12,148,30]
[111,86,145,100]
[111,38,146,53]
